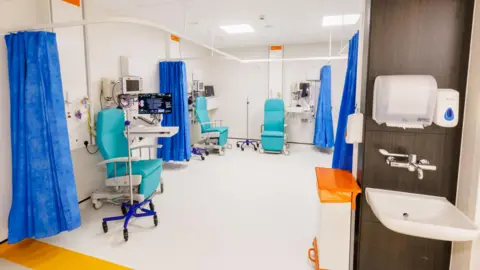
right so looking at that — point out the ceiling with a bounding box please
[92,0,362,48]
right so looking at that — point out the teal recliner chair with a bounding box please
[91,108,163,209]
[260,99,289,155]
[195,97,229,155]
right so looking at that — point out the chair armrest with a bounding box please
[131,144,163,151]
[97,157,140,166]
[200,120,224,126]
[199,122,216,126]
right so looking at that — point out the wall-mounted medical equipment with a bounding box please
[192,81,204,92]
[138,93,173,115]
[292,82,312,101]
[289,81,316,122]
[346,112,364,144]
[373,75,438,129]
[434,88,459,128]
[205,85,215,97]
[121,76,143,95]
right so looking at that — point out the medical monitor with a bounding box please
[138,94,173,114]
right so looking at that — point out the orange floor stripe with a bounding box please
[0,239,131,270]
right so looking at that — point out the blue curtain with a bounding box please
[332,32,359,171]
[157,61,191,162]
[5,32,81,244]
[313,65,334,148]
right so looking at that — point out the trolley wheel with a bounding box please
[93,201,103,210]
[205,151,210,156]
[201,156,205,161]
[121,205,128,215]
[149,202,155,211]
[153,215,159,227]
[123,229,129,242]
[102,221,108,233]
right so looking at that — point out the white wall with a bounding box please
[208,43,347,144]
[0,0,51,242]
[451,0,480,268]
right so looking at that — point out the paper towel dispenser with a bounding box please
[373,75,438,129]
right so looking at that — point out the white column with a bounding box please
[268,45,284,98]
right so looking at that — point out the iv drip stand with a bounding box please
[236,97,259,151]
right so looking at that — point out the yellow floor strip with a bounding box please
[0,239,131,270]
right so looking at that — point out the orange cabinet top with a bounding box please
[315,167,361,209]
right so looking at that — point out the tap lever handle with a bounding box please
[379,149,409,158]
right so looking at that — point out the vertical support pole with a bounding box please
[47,0,54,32]
[82,0,94,144]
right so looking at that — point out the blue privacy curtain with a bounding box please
[332,31,359,171]
[5,32,81,244]
[157,61,191,161]
[313,65,334,148]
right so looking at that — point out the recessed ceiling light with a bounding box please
[322,14,361,26]
[220,24,255,34]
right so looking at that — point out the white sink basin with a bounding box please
[366,188,480,241]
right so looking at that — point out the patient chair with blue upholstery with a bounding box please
[260,99,289,155]
[92,108,163,241]
[195,97,229,155]
[91,108,163,210]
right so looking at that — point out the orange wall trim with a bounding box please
[171,34,180,42]
[63,0,81,7]
[270,45,283,51]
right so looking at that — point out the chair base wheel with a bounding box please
[93,201,103,210]
[123,229,129,242]
[149,202,155,211]
[102,221,108,233]
[153,215,158,227]
[201,156,205,160]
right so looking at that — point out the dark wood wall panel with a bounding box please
[356,0,474,269]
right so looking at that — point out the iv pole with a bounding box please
[236,97,259,151]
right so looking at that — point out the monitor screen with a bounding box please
[138,94,173,114]
[126,80,140,92]
[205,85,215,97]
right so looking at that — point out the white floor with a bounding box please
[43,143,334,270]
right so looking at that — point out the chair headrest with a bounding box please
[97,108,125,134]
[196,97,207,111]
[265,99,285,111]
